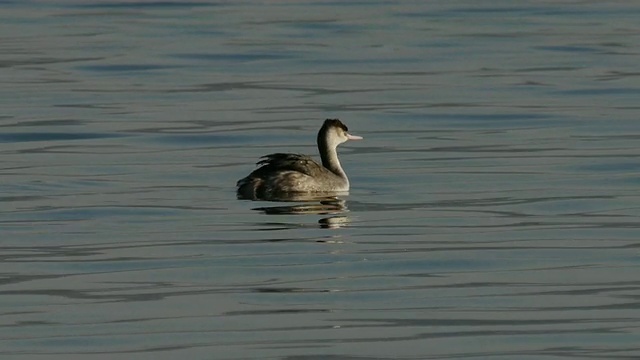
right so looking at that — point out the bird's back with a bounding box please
[236,153,329,199]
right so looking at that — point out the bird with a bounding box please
[237,119,362,200]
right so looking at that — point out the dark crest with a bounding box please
[323,118,348,132]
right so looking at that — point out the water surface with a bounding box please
[2,1,640,359]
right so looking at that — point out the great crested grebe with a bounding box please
[237,119,362,200]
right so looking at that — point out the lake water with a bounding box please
[2,1,640,359]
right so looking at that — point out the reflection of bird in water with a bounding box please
[318,216,350,229]
[253,198,351,229]
[253,197,347,215]
[237,119,362,201]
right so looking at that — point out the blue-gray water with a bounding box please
[2,1,640,359]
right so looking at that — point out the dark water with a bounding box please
[2,1,640,359]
